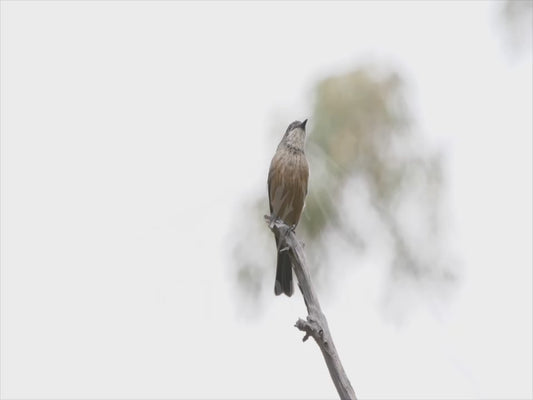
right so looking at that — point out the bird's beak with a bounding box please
[300,119,308,130]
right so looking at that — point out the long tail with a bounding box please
[274,235,294,297]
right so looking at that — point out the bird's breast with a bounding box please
[268,149,309,227]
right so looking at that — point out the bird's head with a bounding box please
[282,119,308,148]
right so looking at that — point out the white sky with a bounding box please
[1,1,532,399]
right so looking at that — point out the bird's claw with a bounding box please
[268,214,276,229]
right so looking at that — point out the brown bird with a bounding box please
[268,119,309,296]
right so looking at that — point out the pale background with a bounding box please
[1,1,532,399]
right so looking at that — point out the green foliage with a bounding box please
[305,69,409,239]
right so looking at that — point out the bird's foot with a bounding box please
[268,214,277,229]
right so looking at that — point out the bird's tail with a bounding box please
[274,236,294,297]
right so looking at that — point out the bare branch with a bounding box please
[265,215,357,400]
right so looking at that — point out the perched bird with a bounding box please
[268,119,309,296]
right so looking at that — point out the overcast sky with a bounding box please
[1,1,532,399]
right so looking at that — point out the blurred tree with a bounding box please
[232,65,455,316]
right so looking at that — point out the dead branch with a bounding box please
[265,215,357,400]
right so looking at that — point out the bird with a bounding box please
[267,119,309,296]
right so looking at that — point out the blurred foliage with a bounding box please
[499,0,533,55]
[232,65,455,314]
[232,1,530,316]
[307,68,447,277]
